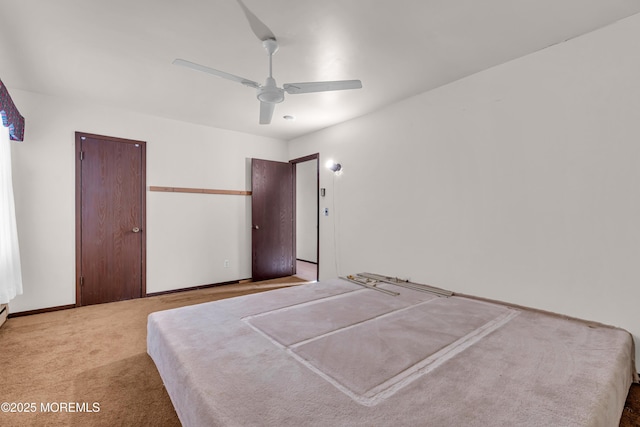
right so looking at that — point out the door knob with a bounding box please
[132,227,141,233]
[253,225,259,230]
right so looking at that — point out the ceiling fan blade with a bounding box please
[235,0,276,42]
[283,80,362,95]
[259,101,275,125]
[173,59,260,89]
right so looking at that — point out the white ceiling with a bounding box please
[1,0,639,141]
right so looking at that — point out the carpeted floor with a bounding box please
[1,276,638,426]
[0,277,306,427]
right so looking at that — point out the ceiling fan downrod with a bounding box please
[257,39,284,104]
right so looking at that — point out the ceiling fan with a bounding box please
[173,0,362,125]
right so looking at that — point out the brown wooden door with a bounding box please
[251,158,295,281]
[76,133,146,306]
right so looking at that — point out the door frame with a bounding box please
[75,132,147,306]
[290,153,320,281]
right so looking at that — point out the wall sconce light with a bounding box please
[325,159,342,173]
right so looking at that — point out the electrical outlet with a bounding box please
[224,260,230,268]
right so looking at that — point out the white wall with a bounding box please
[289,14,640,367]
[296,160,318,263]
[9,89,288,312]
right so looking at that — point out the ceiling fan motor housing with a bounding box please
[257,77,284,103]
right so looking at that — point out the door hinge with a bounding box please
[80,276,84,287]
[79,151,85,161]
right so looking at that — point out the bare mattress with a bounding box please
[147,278,636,426]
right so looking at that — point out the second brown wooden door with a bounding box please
[251,158,295,281]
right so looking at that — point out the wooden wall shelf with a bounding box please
[149,186,251,196]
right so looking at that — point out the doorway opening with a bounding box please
[291,154,319,282]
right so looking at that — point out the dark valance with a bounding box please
[0,79,25,141]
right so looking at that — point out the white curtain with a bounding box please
[0,124,22,304]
